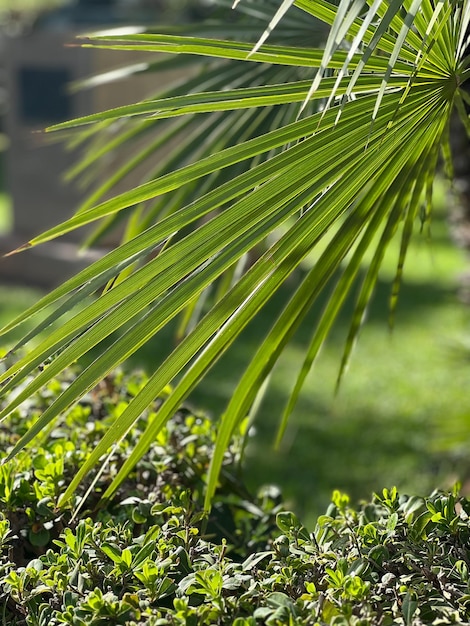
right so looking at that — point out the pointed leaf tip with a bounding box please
[3,242,32,257]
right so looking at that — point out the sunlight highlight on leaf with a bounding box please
[250,0,297,56]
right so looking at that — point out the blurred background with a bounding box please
[0,0,469,528]
[0,0,216,284]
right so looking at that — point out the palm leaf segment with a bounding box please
[0,0,468,511]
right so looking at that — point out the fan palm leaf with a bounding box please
[0,0,468,511]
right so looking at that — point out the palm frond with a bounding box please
[0,0,468,510]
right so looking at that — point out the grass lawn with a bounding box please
[0,0,65,12]
[0,182,468,528]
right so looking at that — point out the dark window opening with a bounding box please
[19,67,71,124]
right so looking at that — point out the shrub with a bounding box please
[1,368,470,625]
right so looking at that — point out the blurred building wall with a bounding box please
[0,3,194,287]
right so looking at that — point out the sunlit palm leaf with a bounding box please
[0,0,468,512]
[249,0,297,54]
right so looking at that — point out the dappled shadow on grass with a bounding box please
[241,387,470,527]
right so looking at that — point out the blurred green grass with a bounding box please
[0,192,12,235]
[0,180,468,528]
[0,0,65,12]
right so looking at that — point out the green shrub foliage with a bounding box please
[1,369,470,625]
